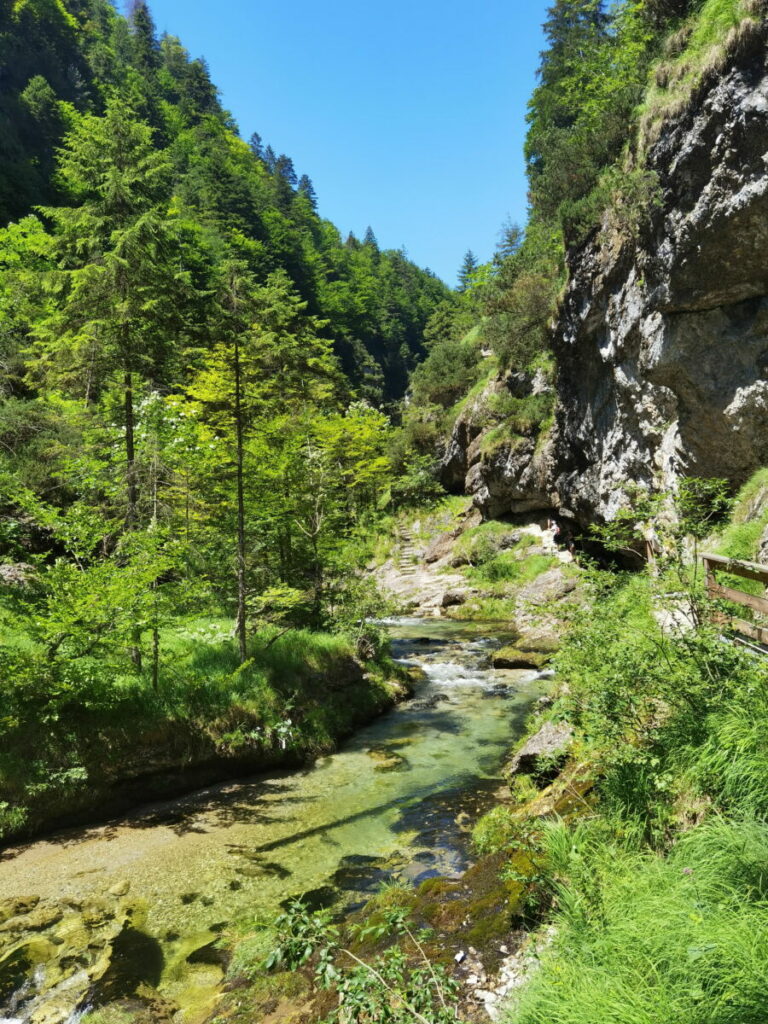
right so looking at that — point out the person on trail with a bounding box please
[546,517,560,551]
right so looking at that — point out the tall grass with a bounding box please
[716,467,768,562]
[502,542,768,1022]
[509,818,768,1024]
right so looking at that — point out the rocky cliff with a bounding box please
[553,19,768,525]
[444,21,768,527]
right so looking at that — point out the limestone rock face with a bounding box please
[440,374,555,519]
[553,30,768,524]
[441,32,768,525]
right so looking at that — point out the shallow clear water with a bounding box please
[0,618,543,1021]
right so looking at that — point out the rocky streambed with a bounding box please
[0,619,547,1024]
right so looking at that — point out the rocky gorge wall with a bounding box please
[443,21,768,529]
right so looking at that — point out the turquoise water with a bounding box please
[0,618,544,1023]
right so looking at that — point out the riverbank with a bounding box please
[0,618,547,1024]
[0,624,413,845]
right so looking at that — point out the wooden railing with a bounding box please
[703,553,768,646]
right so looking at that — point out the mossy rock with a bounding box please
[492,647,550,670]
[405,851,530,971]
[365,746,408,772]
[514,760,595,820]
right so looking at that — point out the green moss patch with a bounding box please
[492,647,550,670]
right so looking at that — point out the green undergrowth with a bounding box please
[0,615,407,841]
[496,544,768,1022]
[453,521,539,565]
[508,817,768,1024]
[449,522,558,617]
[444,354,498,425]
[639,0,764,148]
[715,467,768,561]
[466,553,557,588]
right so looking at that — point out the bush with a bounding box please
[409,336,483,409]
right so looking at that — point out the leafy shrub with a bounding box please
[409,336,483,409]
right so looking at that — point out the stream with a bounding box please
[0,618,545,1024]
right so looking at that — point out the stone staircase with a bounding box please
[377,528,471,616]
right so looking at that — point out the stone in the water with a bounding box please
[332,864,391,894]
[408,694,451,711]
[413,851,437,865]
[366,746,407,772]
[492,646,550,670]
[337,854,380,868]
[481,685,512,699]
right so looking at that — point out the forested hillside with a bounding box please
[0,0,452,836]
[1,0,449,401]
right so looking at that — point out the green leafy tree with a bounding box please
[188,265,340,657]
[30,96,180,526]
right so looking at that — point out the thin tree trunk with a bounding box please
[124,366,143,671]
[124,369,138,526]
[234,337,247,664]
[151,620,159,691]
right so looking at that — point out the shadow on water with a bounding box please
[239,790,438,856]
[0,777,324,860]
[89,927,164,1005]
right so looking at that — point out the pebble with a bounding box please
[461,926,557,1020]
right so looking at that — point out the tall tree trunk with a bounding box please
[124,369,138,526]
[124,367,143,672]
[151,617,159,691]
[234,337,247,663]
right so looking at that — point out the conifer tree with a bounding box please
[32,97,177,527]
[297,174,317,209]
[187,267,339,658]
[249,131,264,160]
[128,0,161,74]
[275,154,297,187]
[458,249,478,292]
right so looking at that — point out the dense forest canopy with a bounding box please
[0,0,449,405]
[0,0,459,811]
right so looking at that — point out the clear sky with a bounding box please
[144,0,550,286]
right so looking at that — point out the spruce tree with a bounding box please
[32,97,177,527]
[263,145,277,173]
[458,249,478,292]
[128,0,161,74]
[275,154,297,187]
[249,131,264,160]
[297,174,317,209]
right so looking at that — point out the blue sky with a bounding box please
[145,0,550,286]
